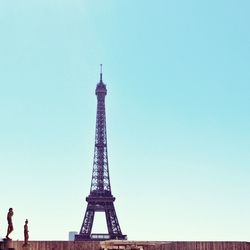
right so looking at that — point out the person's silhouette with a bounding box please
[23,219,29,246]
[6,208,14,240]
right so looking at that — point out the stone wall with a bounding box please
[0,240,249,250]
[139,242,250,250]
[0,240,100,250]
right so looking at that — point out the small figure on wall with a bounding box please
[6,208,14,240]
[23,219,29,246]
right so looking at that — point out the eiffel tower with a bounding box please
[75,66,127,241]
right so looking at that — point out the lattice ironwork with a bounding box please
[75,66,126,241]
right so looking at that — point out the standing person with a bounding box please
[23,219,29,246]
[6,208,14,240]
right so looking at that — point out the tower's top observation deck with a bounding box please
[96,64,107,96]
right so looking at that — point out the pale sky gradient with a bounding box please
[0,0,249,241]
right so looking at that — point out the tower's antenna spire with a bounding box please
[100,64,103,82]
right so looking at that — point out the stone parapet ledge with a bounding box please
[0,240,249,250]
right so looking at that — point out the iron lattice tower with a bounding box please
[75,66,126,241]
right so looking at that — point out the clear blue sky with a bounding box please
[0,0,249,241]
